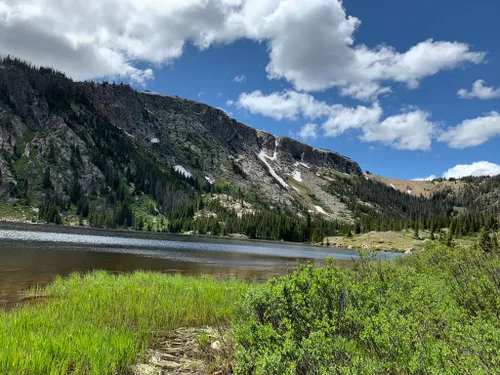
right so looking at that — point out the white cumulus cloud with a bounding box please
[443,161,500,179]
[0,0,485,95]
[298,123,318,140]
[438,111,500,148]
[321,103,383,137]
[234,90,435,150]
[458,80,500,100]
[232,90,331,121]
[413,161,500,180]
[340,82,391,102]
[361,110,435,151]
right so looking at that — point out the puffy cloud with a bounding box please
[234,90,434,150]
[340,82,391,102]
[443,161,500,179]
[438,111,500,148]
[0,0,485,94]
[413,161,500,180]
[298,123,318,140]
[233,74,247,83]
[361,110,435,151]
[321,103,383,137]
[233,90,331,121]
[351,40,484,90]
[458,80,500,99]
[0,0,241,83]
[252,1,484,95]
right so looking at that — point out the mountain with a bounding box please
[0,56,499,240]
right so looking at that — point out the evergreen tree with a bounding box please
[479,227,493,253]
[38,199,62,224]
[491,234,499,253]
[354,221,361,235]
[43,168,52,190]
[446,229,454,247]
[413,221,420,239]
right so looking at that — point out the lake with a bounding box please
[0,223,402,307]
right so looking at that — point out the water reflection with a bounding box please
[0,224,402,307]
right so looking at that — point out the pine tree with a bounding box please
[446,229,453,247]
[43,168,52,190]
[413,221,420,239]
[491,234,499,253]
[354,221,361,234]
[479,227,493,253]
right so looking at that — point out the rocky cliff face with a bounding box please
[0,57,361,220]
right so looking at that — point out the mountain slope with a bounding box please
[0,56,499,240]
[0,57,361,237]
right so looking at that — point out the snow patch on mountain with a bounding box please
[174,165,192,178]
[292,170,303,182]
[315,205,328,215]
[258,148,289,189]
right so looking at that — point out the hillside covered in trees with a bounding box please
[0,56,499,242]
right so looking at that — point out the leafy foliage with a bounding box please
[233,245,500,374]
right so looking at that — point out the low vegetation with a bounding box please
[233,244,500,374]
[1,243,499,374]
[324,229,477,253]
[0,272,251,374]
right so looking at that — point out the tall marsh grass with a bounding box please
[0,271,251,374]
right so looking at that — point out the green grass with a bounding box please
[0,272,252,374]
[14,130,36,158]
[325,229,476,252]
[0,203,31,221]
[288,178,312,196]
[13,155,29,179]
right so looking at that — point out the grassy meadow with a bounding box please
[0,272,251,374]
[325,229,477,252]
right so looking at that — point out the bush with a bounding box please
[233,245,500,374]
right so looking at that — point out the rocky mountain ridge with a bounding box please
[1,56,499,235]
[0,57,360,222]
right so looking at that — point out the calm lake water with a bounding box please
[0,223,402,307]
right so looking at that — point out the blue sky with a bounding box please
[1,0,499,179]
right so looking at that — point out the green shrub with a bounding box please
[233,244,500,374]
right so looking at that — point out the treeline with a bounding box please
[325,174,500,237]
[85,196,349,243]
